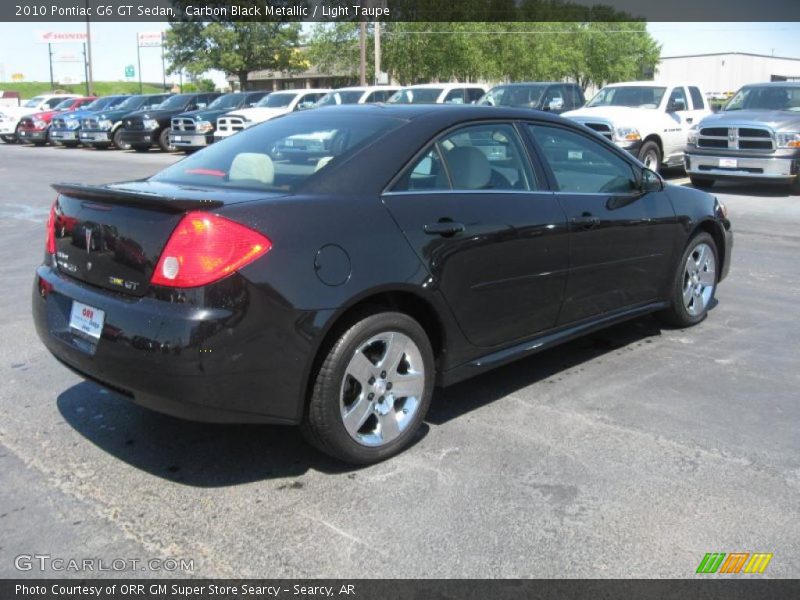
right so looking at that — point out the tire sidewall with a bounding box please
[671,232,718,326]
[112,128,130,150]
[638,141,661,172]
[310,312,435,464]
[158,128,175,152]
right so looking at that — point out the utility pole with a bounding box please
[85,0,94,95]
[48,43,54,90]
[136,34,143,93]
[161,31,167,92]
[374,21,381,85]
[359,20,367,86]
[82,44,90,95]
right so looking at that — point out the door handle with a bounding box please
[570,215,600,229]
[686,117,694,124]
[423,221,465,237]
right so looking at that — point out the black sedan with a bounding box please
[32,105,733,464]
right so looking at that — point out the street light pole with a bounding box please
[85,0,94,95]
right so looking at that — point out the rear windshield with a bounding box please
[724,86,800,111]
[151,113,401,193]
[587,86,666,109]
[478,85,547,107]
[389,88,443,104]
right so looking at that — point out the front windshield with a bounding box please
[388,88,443,104]
[317,91,364,106]
[256,93,297,108]
[151,113,401,193]
[86,96,120,111]
[478,85,547,107]
[208,93,245,110]
[155,95,191,110]
[724,86,800,111]
[24,96,45,108]
[114,95,146,111]
[53,99,74,110]
[587,86,666,109]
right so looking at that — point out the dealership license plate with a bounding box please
[719,158,738,168]
[69,301,105,340]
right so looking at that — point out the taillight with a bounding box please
[46,200,57,254]
[151,212,271,288]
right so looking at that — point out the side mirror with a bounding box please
[640,167,664,193]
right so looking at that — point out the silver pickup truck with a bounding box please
[685,82,800,193]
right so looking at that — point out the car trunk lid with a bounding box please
[51,181,282,296]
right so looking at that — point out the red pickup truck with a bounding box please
[17,96,96,146]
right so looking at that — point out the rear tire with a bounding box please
[158,128,176,152]
[302,311,435,464]
[638,140,661,172]
[690,176,715,189]
[656,232,718,328]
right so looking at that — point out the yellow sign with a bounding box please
[11,73,24,82]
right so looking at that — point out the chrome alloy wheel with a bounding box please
[682,242,716,316]
[642,149,658,170]
[339,331,425,447]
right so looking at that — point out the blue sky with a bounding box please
[0,21,798,85]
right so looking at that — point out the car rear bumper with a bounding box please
[32,265,328,425]
[685,152,798,181]
[0,122,16,135]
[169,131,213,148]
[120,129,158,146]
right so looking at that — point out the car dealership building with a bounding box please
[656,52,800,96]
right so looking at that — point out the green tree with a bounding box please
[165,21,305,89]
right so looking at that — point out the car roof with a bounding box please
[739,81,800,88]
[604,81,701,87]
[307,102,572,125]
[270,88,331,94]
[491,82,568,87]
[401,83,486,90]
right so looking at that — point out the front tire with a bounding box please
[302,312,435,464]
[1,135,17,144]
[112,128,130,150]
[158,128,176,152]
[690,176,715,189]
[638,140,661,172]
[656,232,718,328]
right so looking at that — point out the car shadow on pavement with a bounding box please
[697,182,791,197]
[57,314,672,486]
[427,315,665,426]
[56,385,361,486]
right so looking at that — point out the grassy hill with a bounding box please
[0,81,168,99]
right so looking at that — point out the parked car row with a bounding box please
[3,80,798,191]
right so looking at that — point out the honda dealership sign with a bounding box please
[35,31,90,44]
[137,31,164,47]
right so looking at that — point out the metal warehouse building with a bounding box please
[655,52,800,95]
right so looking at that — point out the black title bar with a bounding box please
[3,0,800,23]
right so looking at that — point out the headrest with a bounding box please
[446,146,490,189]
[229,153,274,185]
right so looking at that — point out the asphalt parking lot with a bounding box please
[0,143,798,578]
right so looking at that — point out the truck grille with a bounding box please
[124,118,144,131]
[217,116,245,134]
[83,118,98,129]
[171,118,196,132]
[52,118,67,129]
[583,122,613,141]
[698,126,774,151]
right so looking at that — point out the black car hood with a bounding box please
[124,108,190,121]
[173,107,238,122]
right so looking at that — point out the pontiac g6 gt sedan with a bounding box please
[33,105,733,464]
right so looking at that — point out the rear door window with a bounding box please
[444,89,466,104]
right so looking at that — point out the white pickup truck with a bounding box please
[215,89,330,141]
[563,81,712,172]
[0,93,80,143]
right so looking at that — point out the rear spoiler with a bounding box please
[52,183,224,213]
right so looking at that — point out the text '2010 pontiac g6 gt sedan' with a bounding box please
[32,105,733,463]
